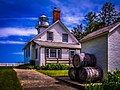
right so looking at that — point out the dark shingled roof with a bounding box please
[80,22,120,42]
[33,40,81,49]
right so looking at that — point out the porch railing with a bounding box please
[45,58,72,65]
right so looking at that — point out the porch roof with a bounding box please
[33,40,81,49]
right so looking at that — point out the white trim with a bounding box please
[23,20,80,49]
[31,20,60,41]
[46,48,61,58]
[48,49,50,58]
[32,20,79,43]
[56,49,58,58]
[58,21,79,43]
[109,22,120,32]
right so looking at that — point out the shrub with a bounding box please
[40,63,71,70]
[85,69,120,90]
[34,66,41,70]
[101,70,120,90]
[30,60,35,66]
[0,67,22,90]
[16,64,35,69]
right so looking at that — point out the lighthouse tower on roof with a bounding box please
[36,14,49,34]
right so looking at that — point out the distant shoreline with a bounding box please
[0,63,24,66]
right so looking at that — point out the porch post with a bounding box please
[69,58,70,65]
[57,58,59,63]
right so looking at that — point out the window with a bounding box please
[45,48,61,58]
[28,47,30,57]
[58,49,62,58]
[46,48,49,58]
[50,49,56,57]
[47,31,53,40]
[35,48,38,59]
[62,34,68,42]
[25,50,27,58]
[69,50,76,58]
[25,46,30,58]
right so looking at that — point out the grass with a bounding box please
[0,67,22,90]
[37,70,68,77]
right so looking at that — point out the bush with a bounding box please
[30,60,35,66]
[101,70,120,90]
[0,67,22,90]
[40,63,71,70]
[85,69,120,90]
[34,66,41,70]
[16,64,35,69]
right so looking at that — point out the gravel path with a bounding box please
[14,69,78,90]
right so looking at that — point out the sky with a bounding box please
[0,0,120,63]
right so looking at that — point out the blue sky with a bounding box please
[0,0,120,63]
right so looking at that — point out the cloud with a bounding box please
[0,27,37,37]
[51,0,101,15]
[0,40,26,44]
[62,16,84,25]
[19,38,23,41]
[0,17,38,28]
[50,0,102,29]
[115,5,120,12]
[49,0,85,29]
[12,52,24,55]
[0,17,38,20]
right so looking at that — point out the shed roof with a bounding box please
[33,40,81,49]
[80,22,120,42]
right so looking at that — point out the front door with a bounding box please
[69,50,76,58]
[69,50,76,65]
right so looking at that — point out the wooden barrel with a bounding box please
[68,67,78,81]
[72,53,96,68]
[78,67,103,82]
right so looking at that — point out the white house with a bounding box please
[23,8,81,66]
[80,22,120,78]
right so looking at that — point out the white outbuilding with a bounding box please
[80,22,120,78]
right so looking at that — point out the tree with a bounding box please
[84,2,120,35]
[99,2,118,27]
[114,12,120,23]
[85,11,99,34]
[72,2,120,40]
[71,24,84,41]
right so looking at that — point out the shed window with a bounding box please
[62,34,68,42]
[35,48,38,59]
[26,46,30,58]
[47,31,53,40]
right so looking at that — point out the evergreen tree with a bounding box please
[99,2,118,26]
[71,2,120,40]
[85,11,99,34]
[71,24,84,41]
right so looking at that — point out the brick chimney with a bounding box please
[53,7,60,23]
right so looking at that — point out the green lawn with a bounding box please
[37,70,68,77]
[0,67,22,90]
